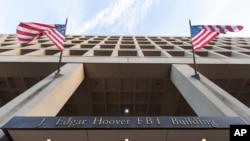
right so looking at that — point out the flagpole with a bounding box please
[55,18,68,78]
[189,19,200,80]
[57,49,63,73]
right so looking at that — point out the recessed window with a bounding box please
[81,44,95,48]
[120,45,135,49]
[88,40,100,44]
[21,49,38,55]
[138,41,151,44]
[143,51,161,56]
[121,41,134,44]
[167,51,185,56]
[195,51,209,57]
[105,41,117,44]
[45,50,59,55]
[179,45,193,50]
[160,45,174,49]
[118,50,137,56]
[94,50,113,56]
[71,40,83,43]
[140,45,154,49]
[215,51,232,57]
[69,50,87,56]
[64,44,74,48]
[100,44,116,49]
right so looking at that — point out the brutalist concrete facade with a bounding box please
[0,34,250,141]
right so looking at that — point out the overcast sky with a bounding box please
[0,0,249,37]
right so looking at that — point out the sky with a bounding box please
[0,0,249,37]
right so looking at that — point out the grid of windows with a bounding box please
[0,34,250,58]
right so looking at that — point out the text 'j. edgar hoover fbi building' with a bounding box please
[0,34,250,141]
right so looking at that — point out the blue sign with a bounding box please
[1,116,246,129]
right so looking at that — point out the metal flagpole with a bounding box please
[55,18,68,78]
[189,19,200,80]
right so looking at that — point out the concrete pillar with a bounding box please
[170,64,238,117]
[0,63,84,140]
[200,74,250,123]
[171,64,250,123]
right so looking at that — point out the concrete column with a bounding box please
[170,64,238,117]
[0,63,84,140]
[200,74,250,123]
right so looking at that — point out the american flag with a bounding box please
[190,25,243,51]
[16,22,66,51]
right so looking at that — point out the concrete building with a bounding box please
[0,34,250,141]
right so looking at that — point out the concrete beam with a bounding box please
[201,76,250,123]
[170,64,238,117]
[0,63,84,125]
[26,64,84,116]
[0,63,84,140]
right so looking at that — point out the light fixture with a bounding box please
[201,138,206,141]
[125,138,129,141]
[47,139,52,141]
[124,108,129,114]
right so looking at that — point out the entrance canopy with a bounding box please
[2,116,246,141]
